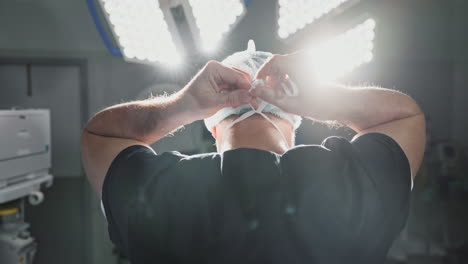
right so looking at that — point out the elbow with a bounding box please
[82,111,111,137]
[80,131,91,179]
[80,130,92,164]
[82,113,99,135]
[402,94,424,118]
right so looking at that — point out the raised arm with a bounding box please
[326,85,425,178]
[81,61,253,194]
[253,53,426,178]
[81,92,194,194]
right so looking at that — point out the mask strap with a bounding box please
[223,80,291,148]
[256,111,289,146]
[224,108,256,131]
[224,80,267,131]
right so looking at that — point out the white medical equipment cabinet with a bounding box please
[0,109,53,264]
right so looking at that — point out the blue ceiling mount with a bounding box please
[86,0,123,57]
[86,0,252,58]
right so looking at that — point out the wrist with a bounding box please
[166,88,201,125]
[176,83,221,122]
[300,83,345,121]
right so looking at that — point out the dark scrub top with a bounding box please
[101,133,411,264]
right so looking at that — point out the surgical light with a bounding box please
[309,18,376,81]
[278,0,352,39]
[187,0,245,53]
[98,0,181,65]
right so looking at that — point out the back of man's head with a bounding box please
[203,40,302,153]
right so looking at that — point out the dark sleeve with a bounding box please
[101,145,184,257]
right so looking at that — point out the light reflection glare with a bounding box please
[278,0,352,39]
[188,0,244,53]
[99,0,180,65]
[307,19,376,82]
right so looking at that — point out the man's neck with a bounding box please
[217,115,293,154]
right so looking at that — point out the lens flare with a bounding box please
[278,0,352,39]
[188,0,245,54]
[308,19,376,82]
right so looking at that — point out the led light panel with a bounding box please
[188,0,244,52]
[278,0,352,39]
[99,0,180,65]
[309,18,376,81]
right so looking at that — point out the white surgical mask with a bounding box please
[204,40,302,147]
[221,79,299,147]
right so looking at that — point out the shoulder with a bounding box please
[285,134,410,174]
[283,134,411,189]
[104,146,220,189]
[108,145,219,171]
[281,133,411,218]
[101,146,221,255]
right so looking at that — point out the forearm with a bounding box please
[84,89,196,145]
[312,84,423,132]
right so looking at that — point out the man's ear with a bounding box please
[212,126,218,139]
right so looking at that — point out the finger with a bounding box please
[255,53,304,81]
[250,83,285,104]
[266,75,285,89]
[209,62,251,91]
[250,86,276,104]
[217,83,230,92]
[250,97,260,109]
[231,68,252,86]
[232,67,252,81]
[255,54,286,80]
[220,89,253,108]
